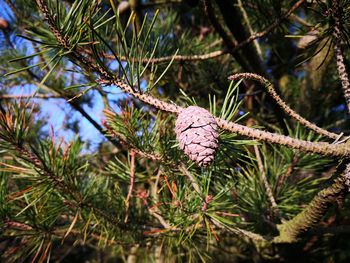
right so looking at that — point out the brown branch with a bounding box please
[0,94,62,99]
[178,163,200,193]
[97,49,227,63]
[228,73,342,140]
[214,0,267,76]
[290,13,313,28]
[217,118,348,157]
[332,0,350,114]
[203,0,253,72]
[237,0,262,58]
[247,0,307,41]
[34,0,303,72]
[276,155,299,194]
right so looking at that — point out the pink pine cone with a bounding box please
[175,106,219,166]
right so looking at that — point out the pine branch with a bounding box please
[228,73,342,140]
[332,0,350,114]
[6,141,127,230]
[217,118,348,157]
[274,163,350,243]
[13,0,350,158]
[100,78,350,158]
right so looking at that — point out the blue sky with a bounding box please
[0,0,126,151]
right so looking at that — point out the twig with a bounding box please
[4,0,20,17]
[126,245,139,263]
[237,0,263,58]
[276,155,299,194]
[0,94,62,99]
[290,13,313,28]
[96,49,227,63]
[214,0,268,76]
[148,209,171,229]
[153,169,162,199]
[222,0,307,59]
[253,145,280,218]
[96,0,304,67]
[178,163,200,193]
[124,150,136,223]
[228,73,342,140]
[240,0,307,46]
[217,118,348,157]
[203,0,253,72]
[332,0,350,114]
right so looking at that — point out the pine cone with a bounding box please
[175,106,219,166]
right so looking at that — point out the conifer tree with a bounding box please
[1,0,350,262]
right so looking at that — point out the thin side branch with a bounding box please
[220,0,306,60]
[124,150,136,223]
[237,0,262,58]
[0,94,62,99]
[97,49,228,63]
[254,145,280,218]
[203,0,253,72]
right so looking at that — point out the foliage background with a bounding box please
[1,0,350,262]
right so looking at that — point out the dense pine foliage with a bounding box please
[1,0,350,262]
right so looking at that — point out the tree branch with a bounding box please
[203,0,253,72]
[0,94,62,99]
[214,0,267,76]
[228,73,342,140]
[274,163,350,243]
[332,0,350,114]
